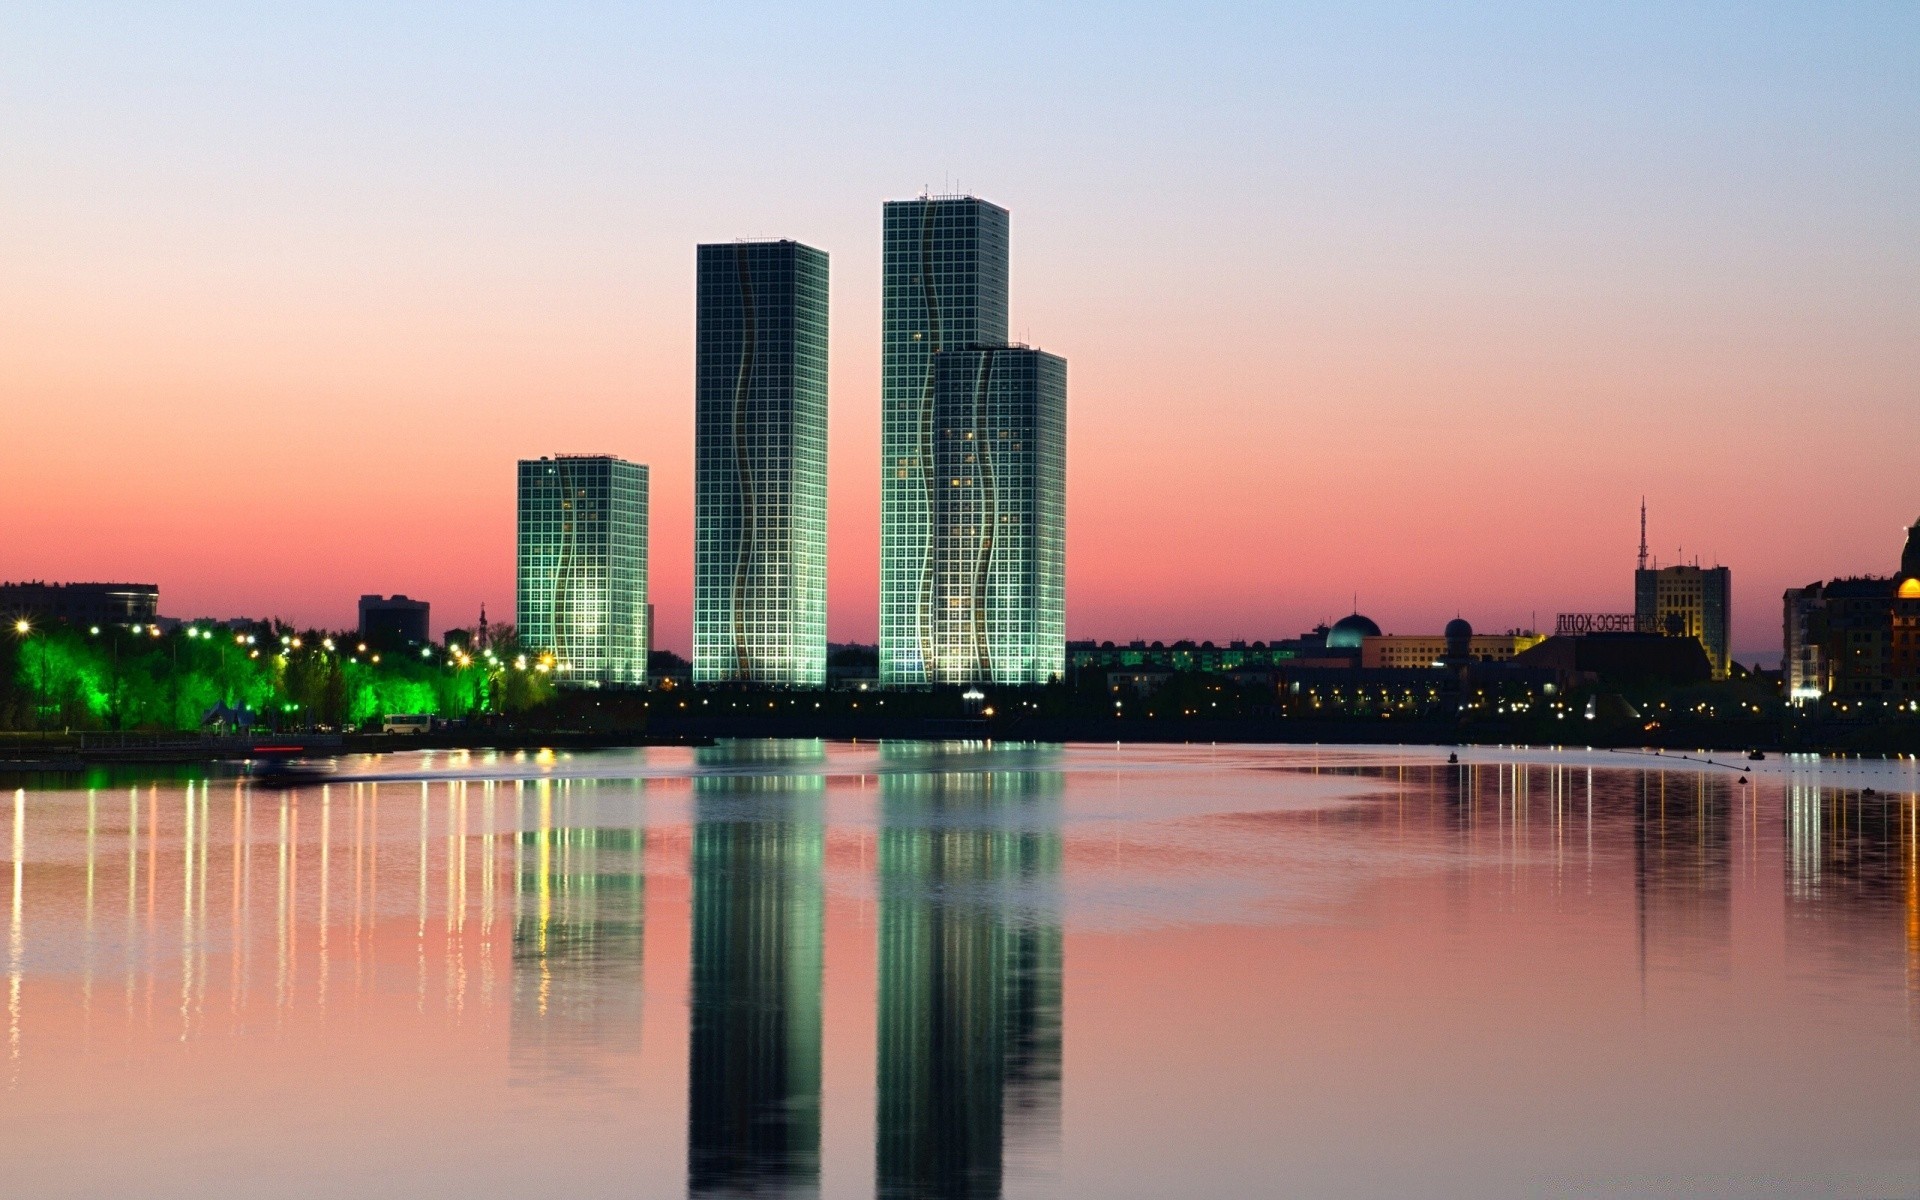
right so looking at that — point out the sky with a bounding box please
[3,2,1916,658]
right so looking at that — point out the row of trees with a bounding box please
[0,620,555,732]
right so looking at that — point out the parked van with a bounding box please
[381,714,433,734]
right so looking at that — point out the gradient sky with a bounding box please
[4,2,1916,657]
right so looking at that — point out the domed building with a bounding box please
[1443,618,1474,666]
[1901,515,1920,598]
[1784,516,1920,705]
[1325,613,1381,651]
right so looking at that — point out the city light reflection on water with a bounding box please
[0,743,1917,1199]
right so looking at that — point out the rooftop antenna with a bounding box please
[1638,497,1648,572]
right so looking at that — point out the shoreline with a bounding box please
[2,715,1913,777]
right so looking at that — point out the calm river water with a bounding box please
[1,741,1917,1198]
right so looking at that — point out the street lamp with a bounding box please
[11,618,46,729]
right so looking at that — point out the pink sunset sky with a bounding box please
[3,5,1916,659]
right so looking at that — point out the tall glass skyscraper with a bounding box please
[694,240,829,687]
[927,346,1067,686]
[515,455,649,687]
[880,197,1010,687]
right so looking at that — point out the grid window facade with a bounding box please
[927,347,1066,686]
[693,240,829,687]
[1635,565,1732,680]
[516,455,650,687]
[880,197,1010,687]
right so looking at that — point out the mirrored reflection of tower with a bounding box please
[693,240,830,688]
[876,744,1063,1199]
[688,741,826,1197]
[511,781,647,1084]
[880,196,1011,689]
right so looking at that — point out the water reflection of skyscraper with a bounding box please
[688,741,825,1198]
[510,779,646,1085]
[876,744,1063,1200]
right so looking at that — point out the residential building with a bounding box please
[515,454,650,687]
[693,239,829,687]
[880,195,1010,687]
[926,345,1066,685]
[357,594,430,649]
[1781,578,1896,704]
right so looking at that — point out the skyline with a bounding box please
[5,4,1918,657]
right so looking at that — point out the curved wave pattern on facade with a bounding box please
[880,198,1010,688]
[694,241,829,688]
[876,747,1063,1199]
[688,741,826,1196]
[929,347,1067,686]
[515,455,650,687]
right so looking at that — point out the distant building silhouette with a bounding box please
[0,581,157,628]
[356,593,429,649]
[1782,516,1920,707]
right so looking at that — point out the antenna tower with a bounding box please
[1637,498,1648,572]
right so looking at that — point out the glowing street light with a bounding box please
[12,618,28,635]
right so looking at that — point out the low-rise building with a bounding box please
[358,594,431,650]
[1362,631,1544,669]
[0,581,159,629]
